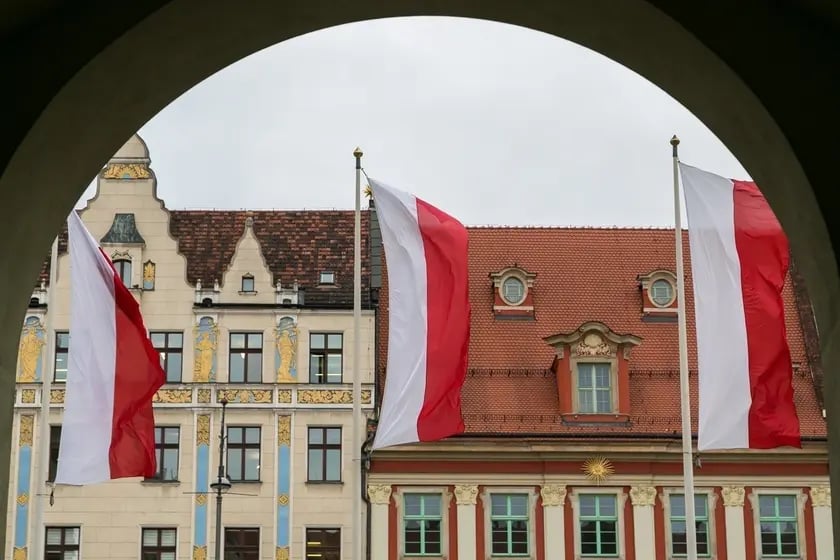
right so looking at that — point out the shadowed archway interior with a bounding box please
[1,0,840,552]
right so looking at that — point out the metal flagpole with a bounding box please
[31,234,59,560]
[672,135,698,560]
[352,147,364,560]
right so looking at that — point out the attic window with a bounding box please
[502,277,525,305]
[114,259,132,287]
[241,274,255,293]
[320,271,335,285]
[650,278,675,307]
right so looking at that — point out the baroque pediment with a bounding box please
[543,321,641,358]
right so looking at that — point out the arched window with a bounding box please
[113,259,132,287]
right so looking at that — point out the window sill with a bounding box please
[141,479,181,486]
[229,480,262,485]
[306,480,344,485]
[561,413,630,424]
[238,291,258,296]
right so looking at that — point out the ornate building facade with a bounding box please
[7,135,376,560]
[367,227,833,559]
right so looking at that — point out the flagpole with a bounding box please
[352,147,364,560]
[672,135,698,560]
[31,234,59,560]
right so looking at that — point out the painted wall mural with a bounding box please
[143,260,156,290]
[274,316,298,383]
[276,415,291,560]
[17,317,45,382]
[14,415,34,560]
[193,317,219,383]
[193,414,210,560]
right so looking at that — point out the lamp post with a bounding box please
[210,398,232,560]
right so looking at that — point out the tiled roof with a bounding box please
[376,227,826,439]
[39,210,372,309]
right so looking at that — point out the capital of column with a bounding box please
[367,484,392,505]
[454,484,479,505]
[629,486,657,507]
[540,484,568,507]
[721,486,746,507]
[811,486,831,508]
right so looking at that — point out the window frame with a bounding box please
[147,426,180,482]
[223,526,261,559]
[307,426,343,483]
[113,258,132,287]
[140,527,177,560]
[661,487,717,558]
[150,331,183,383]
[748,489,806,559]
[481,487,538,559]
[45,525,81,560]
[650,277,676,307]
[394,487,451,558]
[241,274,255,293]
[226,425,262,482]
[308,332,344,384]
[305,527,342,560]
[571,487,627,559]
[578,494,619,557]
[572,359,617,414]
[228,331,264,384]
[54,331,69,383]
[319,271,336,285]
[500,275,526,305]
[401,492,445,556]
[47,425,61,483]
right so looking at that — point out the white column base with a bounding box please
[457,504,476,560]
[813,506,834,559]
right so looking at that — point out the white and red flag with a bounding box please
[679,163,801,450]
[55,211,165,485]
[369,179,470,450]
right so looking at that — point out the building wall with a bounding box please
[6,142,375,560]
[368,473,834,560]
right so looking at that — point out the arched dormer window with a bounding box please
[489,266,537,319]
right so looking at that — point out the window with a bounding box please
[320,271,335,285]
[48,425,61,482]
[150,332,183,383]
[114,259,132,287]
[577,363,612,413]
[404,494,442,555]
[305,528,341,560]
[651,278,674,307]
[670,494,710,556]
[54,332,69,382]
[241,274,255,292]
[490,494,529,556]
[308,427,341,482]
[224,527,260,560]
[229,333,263,383]
[45,526,80,560]
[150,427,179,481]
[309,333,343,384]
[501,277,525,305]
[141,528,177,560]
[758,495,799,557]
[579,495,618,556]
[227,426,260,482]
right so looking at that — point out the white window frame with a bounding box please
[571,487,627,559]
[571,359,618,414]
[649,277,676,307]
[394,486,451,559]
[660,487,718,559]
[481,486,539,560]
[500,275,526,306]
[747,488,807,560]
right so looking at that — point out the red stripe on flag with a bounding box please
[107,263,165,478]
[732,180,801,448]
[415,198,470,442]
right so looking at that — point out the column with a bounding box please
[630,486,657,559]
[276,416,292,560]
[540,484,567,560]
[721,486,746,559]
[13,415,34,560]
[193,414,211,560]
[454,485,479,560]
[368,484,392,560]
[810,486,834,559]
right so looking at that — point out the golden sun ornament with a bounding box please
[363,185,373,198]
[582,457,615,485]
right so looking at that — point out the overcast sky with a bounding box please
[81,16,749,227]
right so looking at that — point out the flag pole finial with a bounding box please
[353,146,363,158]
[671,135,680,157]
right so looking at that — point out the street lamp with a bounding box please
[211,398,231,560]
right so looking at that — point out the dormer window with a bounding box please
[501,277,526,305]
[650,278,675,307]
[490,267,536,319]
[113,259,132,287]
[241,274,255,293]
[320,271,335,285]
[577,363,612,413]
[638,270,678,320]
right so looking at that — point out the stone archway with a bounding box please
[2,0,839,549]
